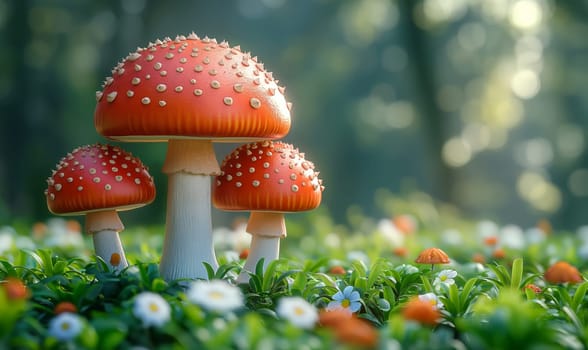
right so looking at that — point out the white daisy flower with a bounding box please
[48,312,83,341]
[418,292,443,310]
[186,280,244,314]
[276,297,318,330]
[500,224,525,250]
[434,269,458,287]
[133,292,171,327]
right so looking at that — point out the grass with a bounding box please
[1,202,588,349]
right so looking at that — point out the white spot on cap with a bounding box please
[146,54,154,61]
[252,180,260,187]
[175,86,184,92]
[106,92,118,102]
[223,97,233,105]
[194,65,203,72]
[190,79,196,85]
[105,184,112,190]
[193,89,203,96]
[159,100,167,107]
[55,184,62,191]
[128,52,141,61]
[115,176,123,182]
[141,97,151,104]
[135,178,141,184]
[156,84,167,92]
[176,67,184,73]
[93,177,101,183]
[165,53,174,59]
[160,70,167,76]
[250,98,261,109]
[233,84,243,93]
[180,57,187,64]
[134,64,142,72]
[291,184,299,192]
[77,186,83,191]
[235,182,242,188]
[127,90,134,97]
[210,80,220,89]
[209,69,217,76]
[132,77,141,85]
[154,62,162,70]
[96,91,103,102]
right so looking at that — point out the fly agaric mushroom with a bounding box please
[213,141,324,282]
[45,144,155,271]
[94,34,292,281]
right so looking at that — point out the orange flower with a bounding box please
[239,248,250,260]
[392,247,408,257]
[492,248,506,259]
[66,220,82,233]
[393,215,417,234]
[31,222,48,239]
[2,278,29,300]
[319,309,378,348]
[402,297,441,326]
[54,301,78,315]
[415,248,450,265]
[544,261,582,284]
[536,219,552,235]
[523,284,541,294]
[328,265,346,275]
[110,253,122,267]
[483,236,498,246]
[472,253,486,264]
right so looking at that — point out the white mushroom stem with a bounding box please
[85,210,128,271]
[159,139,220,281]
[238,211,286,283]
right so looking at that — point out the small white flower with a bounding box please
[48,312,83,341]
[418,292,443,310]
[578,226,588,243]
[525,228,546,245]
[578,244,588,261]
[186,280,244,314]
[133,292,171,327]
[434,269,457,287]
[442,229,463,246]
[500,225,525,250]
[477,220,499,239]
[0,230,15,255]
[276,297,318,330]
[376,219,404,247]
[324,232,341,249]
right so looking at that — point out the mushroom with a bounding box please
[45,144,156,271]
[94,34,292,281]
[213,141,324,282]
[415,247,450,270]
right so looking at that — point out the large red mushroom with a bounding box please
[45,144,155,271]
[213,141,324,282]
[94,34,292,281]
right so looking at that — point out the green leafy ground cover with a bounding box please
[2,199,588,349]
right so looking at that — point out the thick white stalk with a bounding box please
[237,211,285,283]
[237,235,281,283]
[159,173,218,280]
[92,230,129,271]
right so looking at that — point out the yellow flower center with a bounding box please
[149,302,160,312]
[209,291,224,300]
[341,299,350,308]
[60,322,71,331]
[293,306,306,316]
[440,275,447,281]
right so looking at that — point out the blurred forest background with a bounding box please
[1,0,587,230]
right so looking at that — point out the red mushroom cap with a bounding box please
[45,144,156,215]
[213,141,323,212]
[94,34,291,142]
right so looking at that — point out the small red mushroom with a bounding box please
[213,141,324,282]
[94,34,292,281]
[45,144,155,270]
